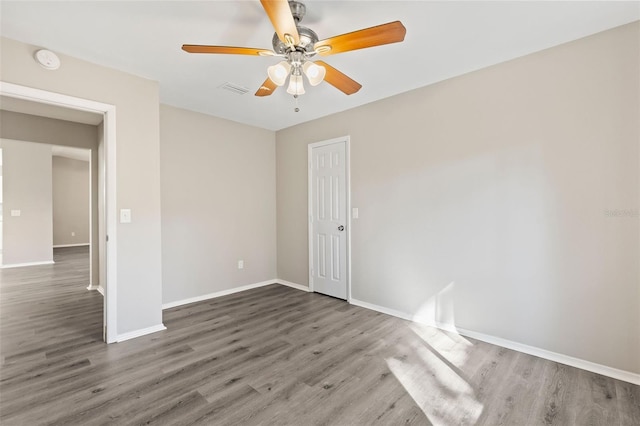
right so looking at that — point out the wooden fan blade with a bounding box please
[314,21,406,56]
[182,45,274,56]
[315,61,362,95]
[255,77,278,97]
[260,0,300,46]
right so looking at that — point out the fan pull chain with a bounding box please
[294,94,300,112]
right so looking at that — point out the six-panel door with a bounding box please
[311,141,347,300]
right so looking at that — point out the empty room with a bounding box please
[0,1,638,425]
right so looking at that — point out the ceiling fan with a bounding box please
[182,0,406,101]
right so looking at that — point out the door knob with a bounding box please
[338,225,344,231]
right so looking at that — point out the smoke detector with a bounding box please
[34,49,61,70]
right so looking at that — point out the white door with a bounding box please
[309,139,348,300]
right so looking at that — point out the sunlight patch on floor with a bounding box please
[409,322,473,368]
[386,336,483,425]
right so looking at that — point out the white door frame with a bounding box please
[308,136,352,302]
[0,81,118,343]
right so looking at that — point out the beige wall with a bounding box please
[52,156,90,246]
[276,22,639,373]
[1,36,163,336]
[1,139,53,266]
[160,104,276,305]
[0,110,100,286]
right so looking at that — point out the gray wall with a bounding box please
[276,22,639,374]
[160,104,276,305]
[1,36,163,336]
[52,156,90,246]
[0,110,99,286]
[1,139,53,265]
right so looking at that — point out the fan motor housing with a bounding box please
[272,25,318,55]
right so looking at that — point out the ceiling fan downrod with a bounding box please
[288,0,306,23]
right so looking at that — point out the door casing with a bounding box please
[308,136,351,302]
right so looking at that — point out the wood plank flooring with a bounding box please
[1,247,639,425]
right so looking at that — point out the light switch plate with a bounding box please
[10,209,21,217]
[120,209,132,223]
[352,208,359,219]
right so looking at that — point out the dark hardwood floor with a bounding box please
[1,247,638,425]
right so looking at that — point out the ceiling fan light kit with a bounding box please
[181,0,406,110]
[287,74,305,96]
[268,61,291,86]
[303,61,325,86]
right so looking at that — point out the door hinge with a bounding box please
[106,235,109,242]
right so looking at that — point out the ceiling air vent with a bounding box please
[218,82,250,95]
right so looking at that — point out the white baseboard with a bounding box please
[351,298,640,386]
[455,326,640,386]
[116,323,166,343]
[162,279,312,310]
[1,260,55,269]
[351,298,414,322]
[86,284,105,296]
[53,243,90,248]
[162,279,279,310]
[276,279,311,292]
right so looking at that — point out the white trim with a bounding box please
[162,280,279,310]
[308,146,314,293]
[162,280,313,310]
[455,326,640,386]
[104,109,117,343]
[307,136,351,301]
[1,260,55,269]
[277,279,311,292]
[351,298,415,322]
[53,243,90,248]
[0,82,114,114]
[0,81,118,344]
[345,139,352,303]
[351,298,640,386]
[88,150,93,288]
[116,323,166,343]
[86,284,104,296]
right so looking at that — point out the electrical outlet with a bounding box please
[71,231,76,237]
[237,260,244,269]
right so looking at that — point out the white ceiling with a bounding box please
[1,1,638,131]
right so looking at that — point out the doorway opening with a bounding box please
[0,81,118,343]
